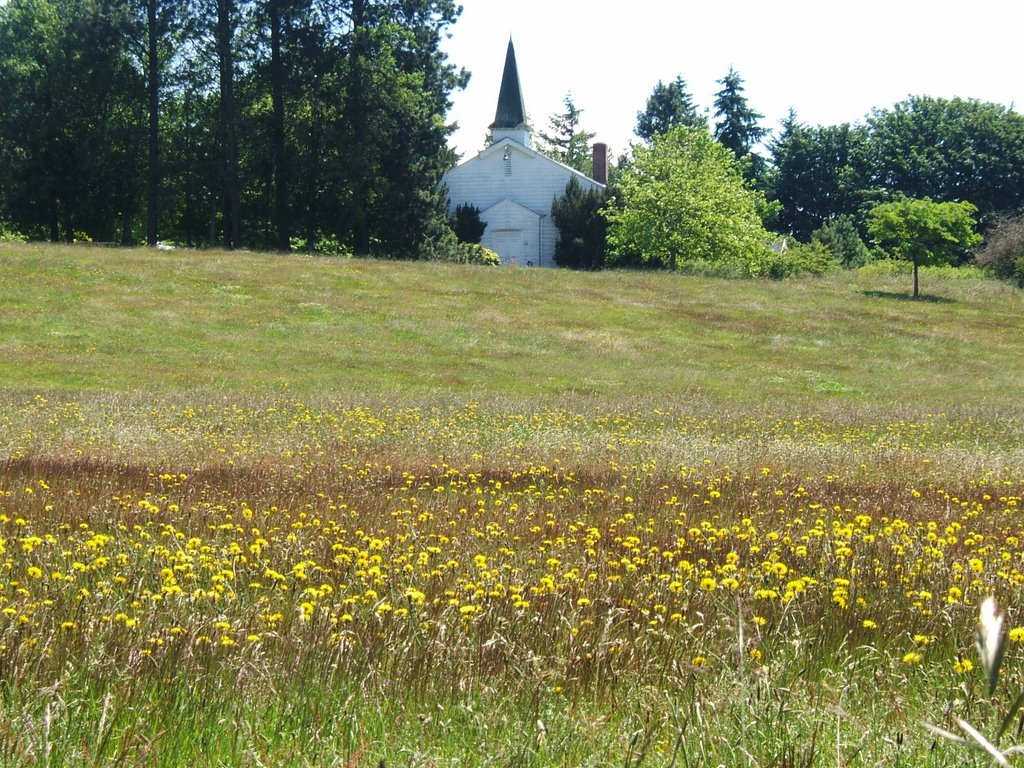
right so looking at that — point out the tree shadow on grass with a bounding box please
[860,290,957,304]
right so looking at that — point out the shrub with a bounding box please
[975,215,1024,287]
[424,236,499,266]
[450,203,486,244]
[811,215,872,267]
[758,240,839,279]
[0,222,27,243]
[452,243,500,266]
[552,177,606,270]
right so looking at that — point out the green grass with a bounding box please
[2,242,1022,409]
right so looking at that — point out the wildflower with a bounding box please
[404,587,426,606]
[902,651,923,665]
[863,620,878,630]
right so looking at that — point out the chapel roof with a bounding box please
[490,38,528,130]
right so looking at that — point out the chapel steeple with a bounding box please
[489,38,531,147]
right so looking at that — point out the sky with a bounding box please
[441,0,1024,160]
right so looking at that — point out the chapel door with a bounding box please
[493,231,523,266]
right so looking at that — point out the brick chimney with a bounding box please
[592,142,608,185]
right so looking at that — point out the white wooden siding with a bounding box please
[443,140,604,268]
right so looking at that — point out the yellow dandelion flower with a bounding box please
[902,651,923,665]
[954,659,974,674]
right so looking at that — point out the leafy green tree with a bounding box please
[713,67,766,165]
[635,76,704,142]
[539,93,595,174]
[766,111,872,240]
[604,125,772,272]
[552,176,606,270]
[867,96,1024,224]
[866,197,981,297]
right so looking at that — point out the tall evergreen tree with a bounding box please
[213,0,244,249]
[130,0,178,246]
[713,67,766,159]
[0,0,144,242]
[766,110,871,240]
[539,93,596,174]
[635,75,704,142]
[266,0,290,251]
[0,0,468,255]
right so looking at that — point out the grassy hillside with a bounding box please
[2,242,1022,410]
[2,243,1024,766]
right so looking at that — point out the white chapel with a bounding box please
[442,39,607,267]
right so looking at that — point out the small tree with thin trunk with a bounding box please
[866,197,981,297]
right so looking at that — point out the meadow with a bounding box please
[1,243,1024,766]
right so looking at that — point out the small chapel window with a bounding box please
[503,146,512,176]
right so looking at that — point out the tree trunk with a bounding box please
[347,0,370,256]
[216,0,241,250]
[304,97,321,253]
[146,0,160,247]
[913,260,919,298]
[269,0,290,252]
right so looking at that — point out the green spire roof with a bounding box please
[490,39,527,130]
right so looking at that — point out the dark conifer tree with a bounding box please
[713,67,766,159]
[539,93,596,174]
[635,75,704,142]
[552,176,606,270]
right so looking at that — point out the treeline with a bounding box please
[766,96,1024,244]
[545,73,1024,280]
[639,74,1024,255]
[0,0,465,255]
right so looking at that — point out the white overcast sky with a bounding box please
[441,0,1024,160]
